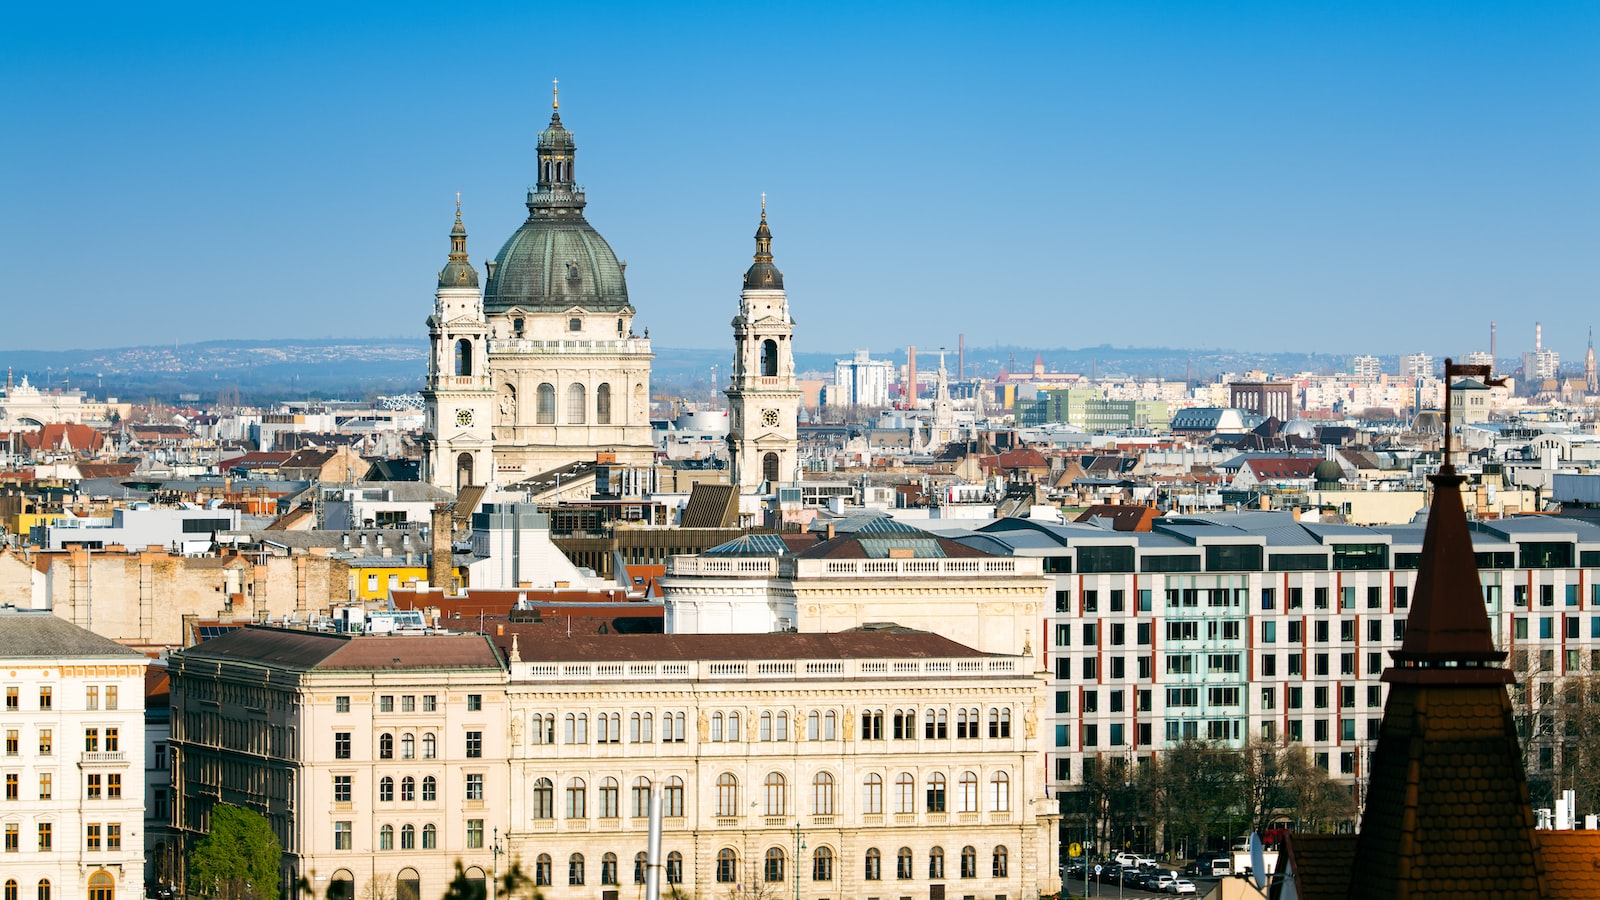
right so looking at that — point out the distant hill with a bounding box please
[0,338,1358,404]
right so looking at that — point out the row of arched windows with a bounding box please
[376,732,436,760]
[374,823,438,850]
[377,775,437,803]
[526,770,1011,820]
[520,846,1009,888]
[534,711,687,745]
[532,382,611,424]
[522,707,1015,745]
[716,845,1009,883]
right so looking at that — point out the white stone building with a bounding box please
[0,610,148,900]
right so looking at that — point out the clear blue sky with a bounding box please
[3,1,1597,363]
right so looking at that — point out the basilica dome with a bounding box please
[483,105,631,316]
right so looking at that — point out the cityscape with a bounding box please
[3,3,1598,900]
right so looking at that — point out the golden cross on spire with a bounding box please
[455,191,461,213]
[552,78,559,110]
[760,192,767,217]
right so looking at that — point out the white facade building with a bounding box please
[830,351,894,408]
[0,611,148,900]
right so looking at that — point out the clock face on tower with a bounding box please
[762,408,779,428]
[456,409,474,427]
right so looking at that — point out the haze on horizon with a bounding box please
[3,1,1596,364]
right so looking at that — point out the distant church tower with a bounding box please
[1586,327,1597,395]
[421,201,496,491]
[725,202,799,491]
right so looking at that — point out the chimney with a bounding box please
[1537,321,1543,352]
[1490,320,1497,362]
[826,523,836,541]
[907,346,918,407]
[429,505,453,592]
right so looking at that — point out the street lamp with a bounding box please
[794,822,805,900]
[490,827,504,900]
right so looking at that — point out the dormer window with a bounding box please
[513,318,525,338]
[569,318,582,333]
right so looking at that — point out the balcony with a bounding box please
[78,752,126,767]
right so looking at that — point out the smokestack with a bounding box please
[907,346,918,407]
[1491,320,1497,363]
[429,505,453,593]
[1537,322,1543,352]
[645,786,664,900]
[958,333,965,382]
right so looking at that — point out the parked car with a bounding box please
[1152,874,1178,892]
[1168,879,1197,894]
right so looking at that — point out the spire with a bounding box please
[743,197,784,289]
[531,78,583,213]
[438,199,479,289]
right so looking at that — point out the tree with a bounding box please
[1238,737,1292,835]
[439,861,487,900]
[187,804,282,900]
[1149,740,1244,856]
[1279,746,1357,832]
[360,874,395,900]
[498,860,540,900]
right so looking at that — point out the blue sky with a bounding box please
[3,1,1597,363]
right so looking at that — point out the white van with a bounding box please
[1210,859,1232,877]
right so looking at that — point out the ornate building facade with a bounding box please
[423,89,654,491]
[725,205,800,491]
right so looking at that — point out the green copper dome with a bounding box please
[483,104,631,315]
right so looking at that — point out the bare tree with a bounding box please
[359,873,395,900]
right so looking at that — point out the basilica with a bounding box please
[422,90,798,496]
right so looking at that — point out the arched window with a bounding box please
[895,772,916,813]
[764,772,787,815]
[379,733,393,759]
[421,824,436,849]
[533,778,555,819]
[599,777,620,818]
[536,383,556,423]
[36,881,50,900]
[665,776,685,817]
[455,452,474,489]
[776,711,789,740]
[864,848,882,881]
[761,339,778,377]
[634,851,649,885]
[812,847,834,882]
[397,868,420,900]
[631,777,652,817]
[813,772,836,815]
[630,711,652,742]
[729,710,741,740]
[959,771,979,812]
[602,853,619,885]
[379,776,394,802]
[711,712,724,742]
[566,778,587,818]
[862,773,883,814]
[666,851,684,885]
[421,776,436,802]
[399,734,413,759]
[929,846,946,879]
[421,733,434,759]
[897,847,914,880]
[989,771,1011,811]
[763,452,780,484]
[717,773,739,816]
[400,824,415,850]
[4,880,16,900]
[824,710,837,739]
[87,873,112,900]
[379,825,394,850]
[567,383,586,423]
[927,772,948,812]
[454,338,473,377]
[535,854,553,887]
[569,853,585,886]
[400,776,415,802]
[716,849,738,884]
[765,848,786,883]
[992,846,1008,878]
[760,711,773,741]
[807,710,820,740]
[961,846,978,879]
[597,383,612,424]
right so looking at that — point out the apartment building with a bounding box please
[169,625,1051,900]
[501,629,1050,900]
[969,511,1600,806]
[167,629,509,900]
[0,610,148,900]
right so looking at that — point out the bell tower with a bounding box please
[725,200,800,492]
[421,200,496,492]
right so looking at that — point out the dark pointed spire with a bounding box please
[530,77,583,215]
[743,195,784,290]
[438,196,479,289]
